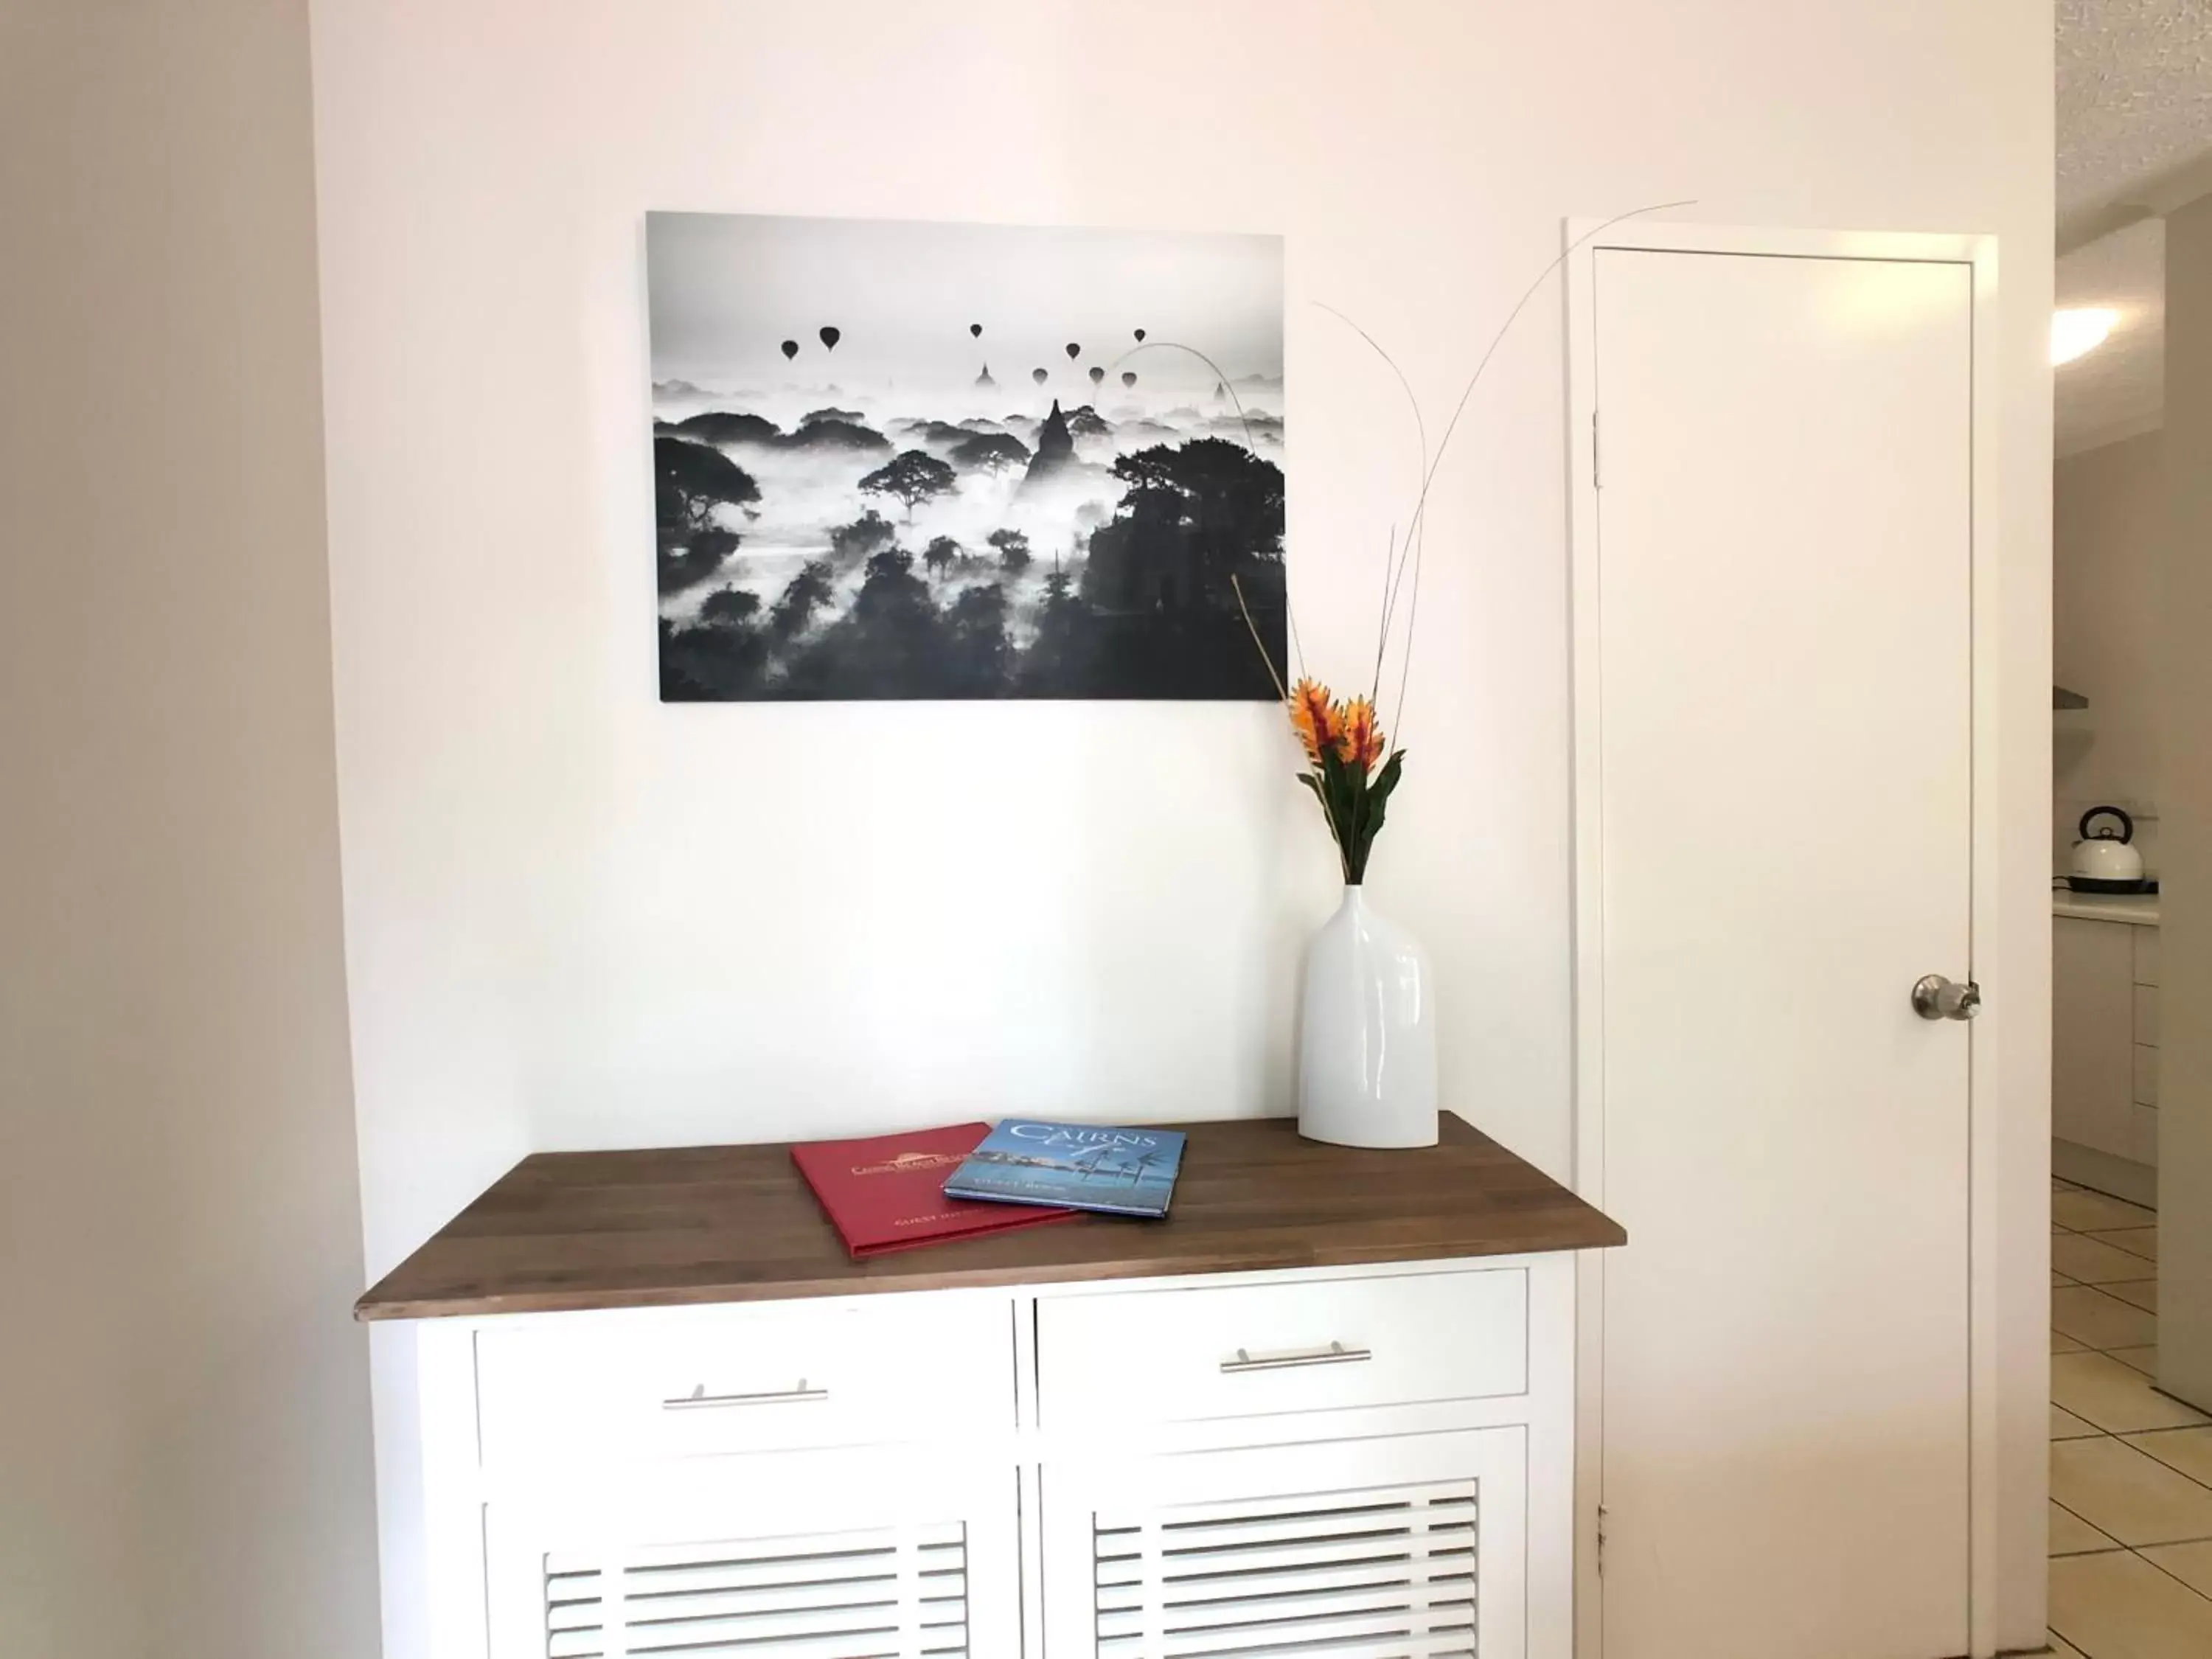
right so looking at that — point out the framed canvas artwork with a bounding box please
[647,212,1285,701]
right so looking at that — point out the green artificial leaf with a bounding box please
[1295,771,1330,818]
[1349,750,1407,883]
[1316,743,1347,795]
[1295,771,1346,860]
[1315,748,1356,839]
[1370,748,1407,805]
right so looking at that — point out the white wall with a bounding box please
[0,1,379,1654]
[2160,190,2212,1411]
[2055,429,2166,871]
[308,1,2054,1646]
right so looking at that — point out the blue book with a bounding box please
[941,1119,1186,1218]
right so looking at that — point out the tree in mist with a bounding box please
[944,584,1013,693]
[770,560,835,638]
[989,527,1033,576]
[778,547,954,698]
[655,436,759,532]
[859,448,957,518]
[672,410,782,447]
[1019,566,1101,696]
[1085,437,1283,613]
[698,586,762,627]
[829,509,898,566]
[1078,437,1286,699]
[659,610,769,700]
[855,548,931,615]
[922,536,963,582]
[654,437,761,596]
[658,526,740,596]
[950,431,1031,473]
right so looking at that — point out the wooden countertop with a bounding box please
[355,1112,1625,1321]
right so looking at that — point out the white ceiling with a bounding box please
[2056,0,2212,457]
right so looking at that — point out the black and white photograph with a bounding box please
[647,212,1286,702]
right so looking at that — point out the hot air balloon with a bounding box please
[1133,328,1147,343]
[819,326,841,352]
[969,323,982,338]
[1032,367,1048,386]
[1121,372,1138,389]
[779,339,799,361]
[1065,342,1081,360]
[1088,366,1105,387]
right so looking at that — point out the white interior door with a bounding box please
[1578,243,1977,1659]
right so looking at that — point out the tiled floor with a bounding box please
[2047,1176,2212,1658]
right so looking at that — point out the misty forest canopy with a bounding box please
[653,405,1288,701]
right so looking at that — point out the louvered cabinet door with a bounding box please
[1040,1427,1528,1659]
[483,1451,1019,1659]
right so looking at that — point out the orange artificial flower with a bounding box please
[1338,696,1385,771]
[1288,677,1344,765]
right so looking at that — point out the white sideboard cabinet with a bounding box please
[362,1116,1623,1659]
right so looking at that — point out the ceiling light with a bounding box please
[2053,307,2117,366]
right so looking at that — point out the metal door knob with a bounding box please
[1911,974,1981,1021]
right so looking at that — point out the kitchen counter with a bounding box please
[2053,888,2161,926]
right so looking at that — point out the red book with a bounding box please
[790,1123,1081,1259]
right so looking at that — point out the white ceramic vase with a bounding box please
[1297,885,1439,1148]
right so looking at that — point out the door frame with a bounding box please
[1562,219,2003,1659]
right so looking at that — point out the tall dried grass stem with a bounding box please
[1231,573,1289,704]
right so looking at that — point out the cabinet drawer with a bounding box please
[2135,984,2160,1047]
[476,1295,1010,1470]
[2132,1102,2160,1166]
[1037,1268,1526,1427]
[2135,928,2161,987]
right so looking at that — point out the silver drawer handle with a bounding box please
[663,1380,830,1411]
[1220,1340,1373,1374]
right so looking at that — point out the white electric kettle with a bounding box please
[2070,805,2148,893]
